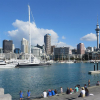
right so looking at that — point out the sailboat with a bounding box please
[16,5,41,67]
[66,55,74,64]
[16,5,51,67]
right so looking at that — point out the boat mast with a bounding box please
[28,5,31,63]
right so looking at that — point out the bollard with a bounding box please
[94,65,95,71]
[97,62,98,71]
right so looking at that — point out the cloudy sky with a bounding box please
[0,0,99,49]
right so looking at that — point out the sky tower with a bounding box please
[95,16,100,50]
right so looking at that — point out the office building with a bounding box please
[21,38,28,53]
[0,48,3,53]
[86,46,93,52]
[54,47,72,59]
[72,49,77,54]
[31,47,42,57]
[14,48,21,54]
[3,40,13,53]
[51,45,55,54]
[44,33,51,55]
[94,46,97,51]
[12,44,15,53]
[77,43,85,54]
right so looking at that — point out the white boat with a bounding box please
[66,61,74,63]
[60,61,65,63]
[90,60,95,63]
[0,64,15,68]
[65,55,74,63]
[0,60,15,68]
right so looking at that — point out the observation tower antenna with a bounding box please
[95,15,100,50]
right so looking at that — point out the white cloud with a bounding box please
[8,19,58,48]
[80,33,97,41]
[62,36,66,39]
[8,19,74,49]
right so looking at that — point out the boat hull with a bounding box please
[0,64,15,68]
[16,63,51,68]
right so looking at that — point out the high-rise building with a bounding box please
[44,33,51,55]
[3,40,13,53]
[0,48,3,53]
[12,44,15,53]
[21,38,29,53]
[51,45,55,54]
[77,43,85,54]
[94,46,97,51]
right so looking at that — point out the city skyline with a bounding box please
[0,0,100,49]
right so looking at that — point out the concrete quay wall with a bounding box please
[0,88,12,100]
[31,85,100,100]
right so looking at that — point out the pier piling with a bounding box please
[97,62,98,70]
[94,65,95,71]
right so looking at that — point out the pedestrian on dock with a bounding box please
[51,89,55,96]
[84,84,87,89]
[78,87,85,97]
[74,86,78,92]
[66,87,70,94]
[70,88,74,94]
[19,91,23,100]
[48,89,52,96]
[41,90,47,98]
[88,79,90,87]
[96,81,100,86]
[85,88,89,96]
[27,90,31,98]
[54,89,57,95]
[60,87,63,93]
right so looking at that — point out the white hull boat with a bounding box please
[66,61,74,63]
[0,64,15,68]
[0,60,15,68]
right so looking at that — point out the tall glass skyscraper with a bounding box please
[3,40,13,53]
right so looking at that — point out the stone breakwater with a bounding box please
[26,85,100,100]
[0,88,12,100]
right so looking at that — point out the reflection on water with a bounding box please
[0,63,100,100]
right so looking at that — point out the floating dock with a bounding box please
[88,70,100,74]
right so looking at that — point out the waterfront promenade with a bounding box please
[24,85,100,100]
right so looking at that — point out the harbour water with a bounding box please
[0,62,100,100]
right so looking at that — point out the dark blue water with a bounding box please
[0,63,100,100]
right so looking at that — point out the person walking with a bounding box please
[19,91,23,100]
[27,90,31,98]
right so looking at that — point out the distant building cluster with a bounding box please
[1,19,100,61]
